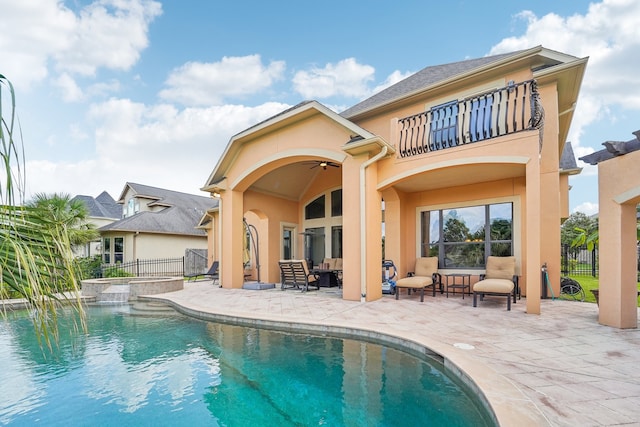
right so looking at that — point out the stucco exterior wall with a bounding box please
[597,150,640,328]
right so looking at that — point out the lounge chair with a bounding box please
[395,257,443,302]
[185,261,219,283]
[278,259,319,292]
[473,256,518,310]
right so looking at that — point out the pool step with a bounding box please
[129,301,178,316]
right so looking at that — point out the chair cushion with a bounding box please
[474,278,514,294]
[414,257,438,277]
[485,256,515,280]
[333,258,343,270]
[396,276,433,288]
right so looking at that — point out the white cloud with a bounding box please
[54,73,84,102]
[24,99,291,199]
[573,201,599,216]
[292,58,375,99]
[490,0,640,151]
[0,0,161,90]
[159,55,286,106]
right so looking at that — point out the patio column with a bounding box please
[597,152,640,328]
[525,146,542,315]
[219,189,246,289]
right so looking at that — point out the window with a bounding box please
[421,202,512,268]
[102,237,111,264]
[303,189,343,266]
[331,189,342,217]
[114,237,124,263]
[429,100,458,149]
[305,195,325,219]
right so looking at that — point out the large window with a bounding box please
[303,189,342,266]
[421,202,512,268]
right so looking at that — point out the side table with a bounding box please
[445,273,471,299]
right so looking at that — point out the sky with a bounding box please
[1,0,639,215]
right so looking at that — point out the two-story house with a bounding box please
[200,46,588,315]
[100,182,218,265]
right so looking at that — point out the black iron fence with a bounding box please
[561,244,598,277]
[101,257,185,277]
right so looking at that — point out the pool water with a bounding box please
[0,304,495,426]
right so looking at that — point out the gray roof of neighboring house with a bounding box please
[579,130,640,165]
[72,191,121,219]
[560,141,580,171]
[101,183,218,236]
[340,50,525,118]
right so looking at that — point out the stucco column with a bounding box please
[341,153,383,301]
[219,189,246,289]
[597,154,640,328]
[525,153,542,314]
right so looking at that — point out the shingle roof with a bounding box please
[560,141,579,171]
[579,130,640,165]
[72,191,121,219]
[102,183,218,236]
[340,50,525,119]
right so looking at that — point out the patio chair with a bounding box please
[278,259,319,292]
[395,257,443,302]
[473,256,518,310]
[185,261,219,283]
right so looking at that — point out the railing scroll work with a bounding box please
[398,79,544,158]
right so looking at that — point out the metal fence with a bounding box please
[562,243,640,279]
[101,257,186,277]
[561,244,598,277]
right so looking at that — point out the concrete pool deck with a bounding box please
[143,281,640,427]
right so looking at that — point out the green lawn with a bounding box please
[568,275,640,307]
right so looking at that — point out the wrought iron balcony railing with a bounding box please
[398,79,544,158]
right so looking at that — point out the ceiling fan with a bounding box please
[303,160,340,170]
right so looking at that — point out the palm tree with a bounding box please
[28,192,99,250]
[1,74,85,347]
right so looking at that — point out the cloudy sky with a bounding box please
[1,0,638,214]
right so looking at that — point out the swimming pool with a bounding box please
[0,303,495,426]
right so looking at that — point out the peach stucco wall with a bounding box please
[207,55,578,314]
[597,150,640,328]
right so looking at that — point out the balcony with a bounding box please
[397,79,544,158]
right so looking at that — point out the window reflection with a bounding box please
[422,203,513,268]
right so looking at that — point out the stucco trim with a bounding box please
[613,186,640,205]
[230,148,347,191]
[377,156,531,190]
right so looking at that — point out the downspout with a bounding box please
[360,145,388,302]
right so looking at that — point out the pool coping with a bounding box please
[139,293,550,426]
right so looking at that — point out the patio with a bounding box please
[144,281,640,426]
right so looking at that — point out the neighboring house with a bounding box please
[99,183,218,265]
[200,46,588,316]
[72,191,121,258]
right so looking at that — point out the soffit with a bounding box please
[390,163,525,193]
[248,162,328,201]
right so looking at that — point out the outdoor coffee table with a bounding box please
[445,273,471,299]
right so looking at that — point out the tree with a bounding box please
[561,212,597,247]
[1,74,85,347]
[28,192,99,250]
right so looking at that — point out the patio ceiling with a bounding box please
[248,162,328,201]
